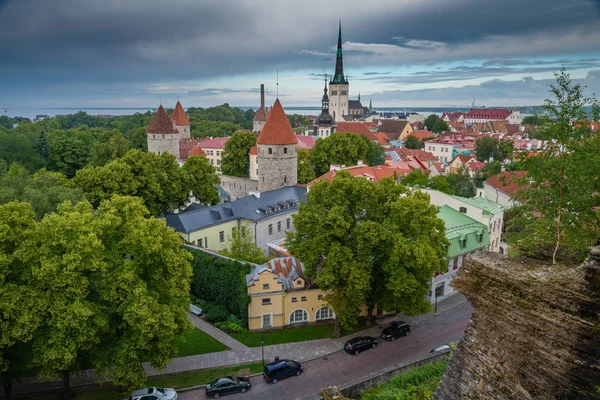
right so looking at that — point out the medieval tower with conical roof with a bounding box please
[329,21,349,122]
[256,99,298,192]
[146,105,181,159]
[171,100,191,138]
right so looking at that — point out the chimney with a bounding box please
[260,84,265,110]
[501,165,506,172]
[357,160,364,166]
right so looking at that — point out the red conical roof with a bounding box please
[147,105,179,134]
[256,99,298,145]
[171,101,190,126]
[188,144,206,157]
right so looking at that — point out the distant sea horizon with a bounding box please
[8,105,543,120]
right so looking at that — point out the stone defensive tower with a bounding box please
[171,100,191,139]
[256,99,298,192]
[146,105,181,159]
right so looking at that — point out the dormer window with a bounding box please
[297,280,302,285]
[459,207,467,214]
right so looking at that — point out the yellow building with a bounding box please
[449,154,476,174]
[246,257,335,331]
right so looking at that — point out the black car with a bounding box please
[381,321,411,341]
[205,376,251,398]
[262,359,303,384]
[343,336,378,355]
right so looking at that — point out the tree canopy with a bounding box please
[221,131,256,178]
[297,148,316,184]
[221,223,270,264]
[287,172,447,336]
[423,115,450,133]
[404,135,424,149]
[474,136,513,162]
[310,132,370,176]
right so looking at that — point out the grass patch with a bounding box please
[231,319,369,347]
[360,360,448,400]
[18,363,265,400]
[173,327,228,357]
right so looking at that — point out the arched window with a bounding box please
[315,306,334,321]
[289,309,309,324]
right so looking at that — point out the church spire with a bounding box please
[322,74,329,112]
[331,20,348,84]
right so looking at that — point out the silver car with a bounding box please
[130,386,178,400]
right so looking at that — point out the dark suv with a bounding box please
[262,359,303,384]
[343,336,378,355]
[381,321,410,341]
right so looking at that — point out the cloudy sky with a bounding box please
[1,0,600,112]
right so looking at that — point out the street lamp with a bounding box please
[261,334,265,368]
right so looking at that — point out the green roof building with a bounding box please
[437,205,490,259]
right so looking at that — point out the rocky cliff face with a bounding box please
[433,248,600,400]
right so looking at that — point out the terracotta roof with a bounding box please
[256,99,298,145]
[466,108,511,120]
[408,130,435,141]
[441,112,466,122]
[484,171,527,195]
[336,122,378,141]
[253,106,268,122]
[432,162,445,172]
[179,138,204,160]
[373,132,390,146]
[296,135,316,150]
[147,105,179,134]
[377,120,410,139]
[199,136,230,149]
[454,154,475,165]
[505,124,521,134]
[468,161,486,172]
[308,162,420,186]
[248,146,257,155]
[188,144,206,157]
[171,101,190,126]
[396,147,438,163]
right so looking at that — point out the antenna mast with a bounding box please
[276,70,279,98]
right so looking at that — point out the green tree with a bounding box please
[523,115,543,125]
[310,133,370,176]
[221,131,256,178]
[297,149,316,184]
[446,168,476,198]
[90,129,131,166]
[475,137,513,162]
[400,170,429,187]
[182,155,221,206]
[221,222,270,264]
[287,172,447,336]
[404,135,423,149]
[506,69,600,264]
[124,127,149,151]
[47,131,91,177]
[424,115,450,133]
[287,114,311,128]
[473,161,502,188]
[428,175,453,194]
[36,131,50,159]
[361,135,386,166]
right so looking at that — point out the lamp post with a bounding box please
[261,334,265,368]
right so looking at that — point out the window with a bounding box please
[205,237,208,248]
[284,176,287,184]
[289,309,309,324]
[287,218,291,229]
[262,314,272,328]
[284,147,288,154]
[435,283,445,298]
[262,298,271,305]
[268,224,273,235]
[210,159,214,165]
[198,238,203,248]
[291,297,298,302]
[459,207,467,214]
[277,221,281,232]
[297,279,302,285]
[268,148,272,154]
[217,151,220,156]
[318,294,323,300]
[341,90,347,95]
[219,231,224,242]
[217,159,221,165]
[301,296,307,302]
[162,134,165,139]
[331,90,337,95]
[263,284,270,290]
[316,306,334,321]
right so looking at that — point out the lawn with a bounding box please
[173,327,228,357]
[18,362,265,400]
[230,319,369,347]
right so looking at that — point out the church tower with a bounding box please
[147,105,181,160]
[256,99,298,192]
[314,75,335,138]
[171,101,191,139]
[329,21,349,122]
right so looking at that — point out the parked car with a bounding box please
[381,321,411,341]
[263,359,303,384]
[130,387,177,400]
[431,344,452,353]
[205,376,251,398]
[343,336,378,355]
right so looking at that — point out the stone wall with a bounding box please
[433,249,600,400]
[257,143,297,192]
[147,133,181,160]
[220,175,258,200]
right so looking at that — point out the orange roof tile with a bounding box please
[373,132,389,145]
[256,99,298,145]
[408,130,435,141]
[336,122,378,141]
[484,171,527,195]
[396,147,438,163]
[248,146,257,155]
[171,101,190,126]
[147,105,179,134]
[308,162,421,186]
[188,144,206,157]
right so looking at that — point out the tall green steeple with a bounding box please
[331,20,348,85]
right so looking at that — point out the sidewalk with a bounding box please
[8,294,467,396]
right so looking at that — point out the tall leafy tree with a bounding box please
[404,135,423,149]
[423,115,450,133]
[182,155,221,206]
[297,148,316,184]
[221,131,256,178]
[473,161,502,188]
[310,132,370,176]
[90,129,131,166]
[221,222,270,264]
[506,69,600,264]
[475,136,513,162]
[446,167,476,198]
[288,172,447,336]
[47,131,91,177]
[361,135,386,166]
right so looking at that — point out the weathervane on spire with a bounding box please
[276,70,279,99]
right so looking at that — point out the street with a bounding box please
[180,299,473,400]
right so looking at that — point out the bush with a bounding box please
[202,302,230,323]
[215,316,245,333]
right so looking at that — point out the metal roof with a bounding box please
[163,186,307,234]
[450,195,504,215]
[246,257,304,290]
[437,205,490,258]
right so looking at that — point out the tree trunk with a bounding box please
[333,318,341,338]
[365,306,375,327]
[62,370,71,400]
[4,382,13,400]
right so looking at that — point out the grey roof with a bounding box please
[164,186,307,234]
[246,257,305,290]
[348,100,363,110]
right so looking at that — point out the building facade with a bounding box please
[146,105,181,159]
[199,136,230,173]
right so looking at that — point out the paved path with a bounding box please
[9,293,468,396]
[188,313,249,351]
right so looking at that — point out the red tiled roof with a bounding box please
[171,101,190,126]
[466,108,511,120]
[396,147,437,163]
[296,135,316,150]
[484,171,527,195]
[308,162,419,186]
[408,130,434,141]
[468,161,486,172]
[373,132,390,146]
[199,136,230,149]
[253,106,268,122]
[256,99,298,145]
[147,105,179,134]
[449,121,464,129]
[454,154,474,164]
[336,122,379,141]
[248,146,257,155]
[441,112,465,122]
[188,144,206,157]
[505,124,521,134]
[410,121,421,128]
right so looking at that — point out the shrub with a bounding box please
[202,302,230,323]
